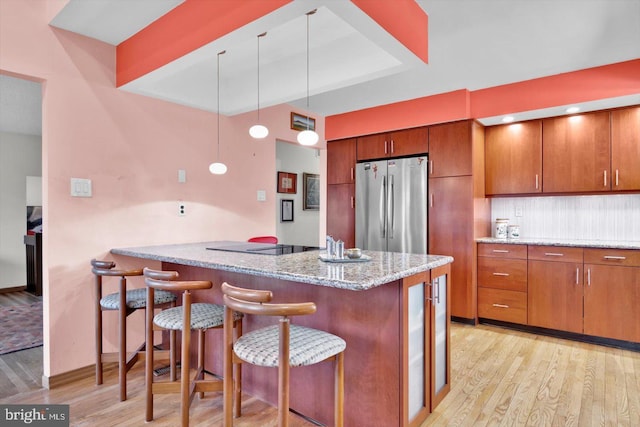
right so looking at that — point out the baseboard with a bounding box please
[42,363,117,389]
[0,286,27,294]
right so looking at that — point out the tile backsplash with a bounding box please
[490,194,640,241]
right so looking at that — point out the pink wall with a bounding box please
[0,0,324,378]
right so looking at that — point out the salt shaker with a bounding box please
[326,235,335,258]
[336,240,345,259]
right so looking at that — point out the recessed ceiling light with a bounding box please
[566,106,580,114]
[502,116,514,123]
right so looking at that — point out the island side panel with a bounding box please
[167,263,403,427]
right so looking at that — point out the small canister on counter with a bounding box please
[495,218,509,239]
[507,224,520,239]
[335,240,345,259]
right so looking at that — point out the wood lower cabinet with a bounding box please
[485,120,542,195]
[611,106,640,191]
[326,183,355,248]
[542,110,611,193]
[477,243,528,323]
[402,264,451,426]
[356,127,428,161]
[583,248,640,342]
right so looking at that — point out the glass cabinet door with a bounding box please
[431,265,451,408]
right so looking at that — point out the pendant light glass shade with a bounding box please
[298,10,319,146]
[297,129,319,146]
[210,50,227,175]
[249,124,269,139]
[250,32,269,139]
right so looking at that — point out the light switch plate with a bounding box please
[71,178,92,197]
[178,169,186,183]
[257,190,266,201]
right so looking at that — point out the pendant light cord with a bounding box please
[217,50,225,160]
[257,32,266,122]
[305,10,316,130]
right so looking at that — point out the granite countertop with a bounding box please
[111,241,454,291]
[476,237,640,250]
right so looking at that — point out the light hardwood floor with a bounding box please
[1,320,638,426]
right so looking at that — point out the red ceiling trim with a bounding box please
[326,60,640,140]
[116,0,292,87]
[351,0,428,63]
[470,59,640,118]
[325,90,470,140]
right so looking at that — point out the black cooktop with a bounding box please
[206,241,320,256]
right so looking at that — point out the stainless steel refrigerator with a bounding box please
[355,155,428,254]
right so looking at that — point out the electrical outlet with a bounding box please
[515,205,523,217]
[178,203,186,216]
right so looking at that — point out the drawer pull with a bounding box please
[492,272,510,277]
[492,249,509,253]
[544,252,564,257]
[603,255,626,260]
[492,303,509,309]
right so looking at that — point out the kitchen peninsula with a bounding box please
[112,241,453,426]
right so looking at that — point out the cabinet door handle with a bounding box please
[615,169,619,187]
[492,249,509,253]
[350,167,354,182]
[492,272,510,276]
[390,139,395,153]
[603,255,626,260]
[604,170,607,187]
[425,282,432,302]
[576,267,579,285]
[535,174,539,190]
[492,303,509,309]
[429,160,433,175]
[350,196,355,209]
[587,268,591,286]
[544,252,564,257]
[430,193,434,208]
[384,140,388,154]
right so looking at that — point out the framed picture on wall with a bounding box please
[303,173,320,210]
[277,171,297,194]
[290,112,315,132]
[281,199,294,222]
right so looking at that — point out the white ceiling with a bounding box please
[2,0,639,135]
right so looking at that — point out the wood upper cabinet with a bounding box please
[327,138,356,185]
[485,120,542,195]
[326,183,355,248]
[583,248,640,342]
[542,111,611,193]
[611,106,640,191]
[428,121,472,177]
[356,127,428,161]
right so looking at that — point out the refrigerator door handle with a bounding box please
[380,175,387,238]
[388,174,394,239]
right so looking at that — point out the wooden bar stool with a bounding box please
[221,282,346,427]
[143,268,242,427]
[91,259,177,401]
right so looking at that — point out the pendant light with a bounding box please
[249,32,269,139]
[209,50,228,175]
[297,9,319,146]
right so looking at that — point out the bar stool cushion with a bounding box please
[100,288,176,310]
[154,303,226,331]
[234,325,346,368]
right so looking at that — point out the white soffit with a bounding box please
[0,75,42,136]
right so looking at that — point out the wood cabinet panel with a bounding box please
[485,120,542,195]
[429,176,473,319]
[327,138,356,185]
[478,288,527,324]
[356,128,428,161]
[584,263,640,342]
[478,243,527,259]
[478,257,527,292]
[428,121,472,177]
[327,184,355,248]
[583,248,640,267]
[527,245,583,263]
[542,111,611,193]
[527,260,583,333]
[611,106,640,191]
